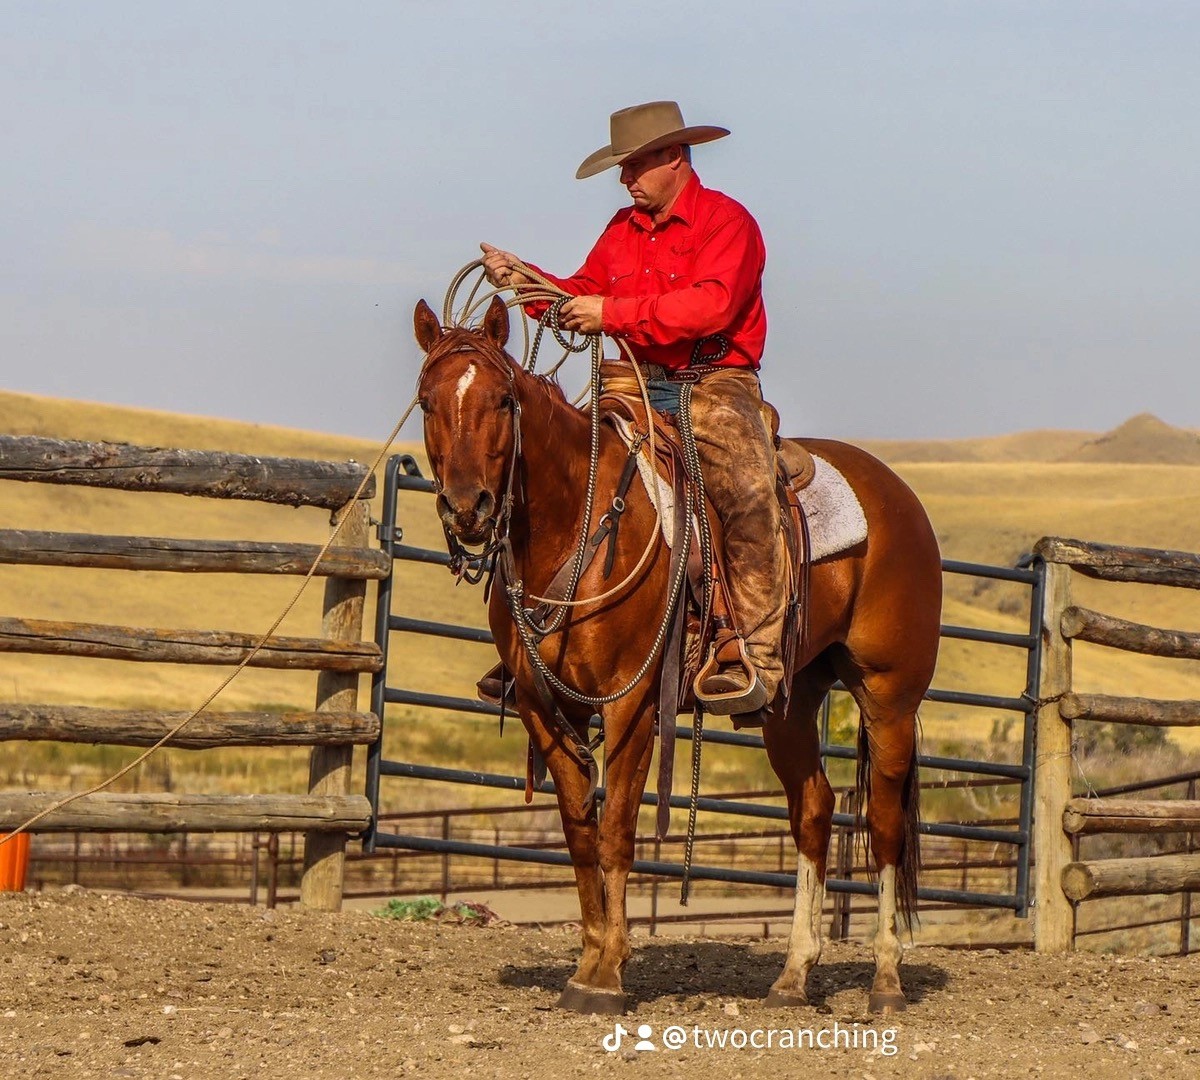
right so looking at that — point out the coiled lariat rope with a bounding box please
[444,259,665,613]
[441,261,691,710]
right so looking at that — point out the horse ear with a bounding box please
[413,299,443,352]
[482,295,509,349]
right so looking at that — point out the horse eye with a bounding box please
[418,397,431,414]
[500,394,514,411]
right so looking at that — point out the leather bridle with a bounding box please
[418,332,523,584]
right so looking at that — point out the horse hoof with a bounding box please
[868,990,907,1015]
[557,981,628,1016]
[764,988,809,1008]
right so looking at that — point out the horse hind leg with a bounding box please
[842,668,922,1015]
[761,665,836,1007]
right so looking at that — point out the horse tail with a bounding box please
[897,735,922,928]
[855,715,922,929]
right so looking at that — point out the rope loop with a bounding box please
[546,296,593,355]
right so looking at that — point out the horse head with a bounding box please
[414,296,520,547]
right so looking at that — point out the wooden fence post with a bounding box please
[300,498,370,911]
[1034,559,1075,952]
[1183,778,1196,956]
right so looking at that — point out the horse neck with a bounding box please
[508,371,597,574]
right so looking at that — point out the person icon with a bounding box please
[634,1024,657,1051]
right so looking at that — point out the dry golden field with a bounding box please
[1,389,1198,799]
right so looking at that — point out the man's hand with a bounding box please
[559,295,605,335]
[480,242,530,289]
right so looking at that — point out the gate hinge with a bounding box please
[376,522,403,545]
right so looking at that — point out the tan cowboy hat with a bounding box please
[575,100,729,180]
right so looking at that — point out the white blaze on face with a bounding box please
[453,364,477,430]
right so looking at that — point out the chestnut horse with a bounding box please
[414,296,942,1015]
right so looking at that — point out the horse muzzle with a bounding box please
[437,488,497,545]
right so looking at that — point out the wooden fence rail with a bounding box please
[0,435,373,509]
[0,616,382,672]
[1034,538,1200,590]
[0,704,380,748]
[1062,854,1200,902]
[1063,799,1200,835]
[1061,606,1200,660]
[1032,536,1200,953]
[0,432,377,911]
[1060,692,1200,727]
[0,793,372,833]
[0,529,389,578]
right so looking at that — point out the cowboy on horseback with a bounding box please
[480,100,786,726]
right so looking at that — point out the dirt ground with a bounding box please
[2,889,1199,1079]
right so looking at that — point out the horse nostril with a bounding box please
[475,490,496,520]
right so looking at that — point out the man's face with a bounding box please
[619,146,681,214]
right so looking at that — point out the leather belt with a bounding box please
[641,362,756,383]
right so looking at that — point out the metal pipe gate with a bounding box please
[365,454,1044,915]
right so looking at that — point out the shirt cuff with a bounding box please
[602,295,634,338]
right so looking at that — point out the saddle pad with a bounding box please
[610,417,867,560]
[798,455,868,560]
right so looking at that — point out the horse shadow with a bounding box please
[498,939,948,1010]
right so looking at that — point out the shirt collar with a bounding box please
[629,171,702,231]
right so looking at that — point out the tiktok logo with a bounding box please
[602,1023,658,1052]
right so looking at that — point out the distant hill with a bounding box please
[0,388,396,462]
[855,428,1091,464]
[1062,412,1200,465]
[859,413,1200,466]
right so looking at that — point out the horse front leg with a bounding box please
[560,695,657,1015]
[519,701,607,999]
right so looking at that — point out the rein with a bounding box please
[420,294,692,711]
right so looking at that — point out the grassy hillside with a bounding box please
[856,411,1200,465]
[2,389,1198,804]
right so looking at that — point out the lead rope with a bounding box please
[0,395,422,846]
[678,381,714,904]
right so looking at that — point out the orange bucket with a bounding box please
[0,833,31,892]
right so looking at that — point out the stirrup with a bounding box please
[693,636,769,716]
[730,705,771,730]
[477,662,516,707]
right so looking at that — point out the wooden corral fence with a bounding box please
[0,434,385,910]
[1033,537,1200,952]
[23,781,1027,938]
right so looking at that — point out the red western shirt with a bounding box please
[529,172,767,371]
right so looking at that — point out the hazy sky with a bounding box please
[2,1,1197,441]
